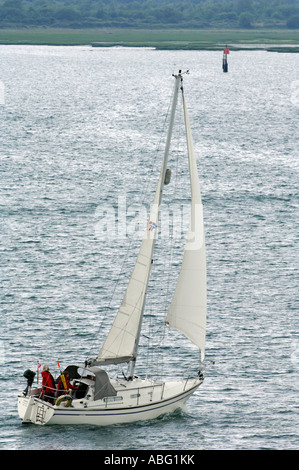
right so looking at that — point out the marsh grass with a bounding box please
[0,28,298,50]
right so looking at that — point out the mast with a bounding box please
[128,71,183,378]
[158,70,183,205]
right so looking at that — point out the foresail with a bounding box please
[166,90,207,362]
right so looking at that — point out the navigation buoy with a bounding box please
[223,46,229,73]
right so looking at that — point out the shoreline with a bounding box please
[0,28,299,52]
[91,43,299,52]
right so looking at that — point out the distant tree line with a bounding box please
[0,0,299,29]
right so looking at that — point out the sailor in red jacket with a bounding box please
[57,371,78,397]
[41,365,56,403]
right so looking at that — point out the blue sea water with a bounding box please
[0,45,298,450]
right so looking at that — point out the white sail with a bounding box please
[96,74,182,367]
[95,203,158,365]
[166,89,207,362]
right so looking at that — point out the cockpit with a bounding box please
[64,365,117,402]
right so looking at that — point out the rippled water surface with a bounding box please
[0,45,298,450]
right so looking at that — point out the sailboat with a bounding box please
[18,70,207,426]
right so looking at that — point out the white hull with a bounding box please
[18,377,202,426]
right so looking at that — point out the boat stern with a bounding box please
[18,395,54,425]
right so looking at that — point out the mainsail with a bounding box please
[95,73,182,368]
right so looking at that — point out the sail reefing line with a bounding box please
[93,70,206,374]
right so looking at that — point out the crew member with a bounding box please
[41,365,56,403]
[57,371,78,397]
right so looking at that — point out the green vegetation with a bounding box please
[0,1,298,49]
[0,27,298,50]
[0,0,299,30]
